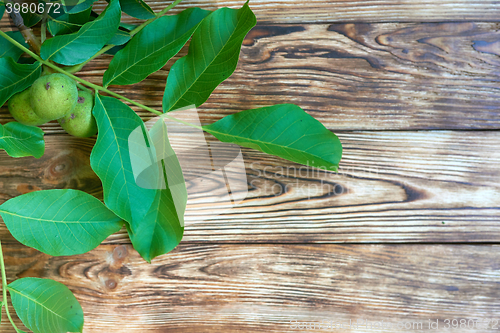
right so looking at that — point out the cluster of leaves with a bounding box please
[0,0,342,332]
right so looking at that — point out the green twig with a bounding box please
[0,240,23,332]
[0,29,203,131]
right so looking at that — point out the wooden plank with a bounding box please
[2,22,500,130]
[100,1,500,24]
[1,0,499,26]
[2,243,500,332]
[1,130,500,244]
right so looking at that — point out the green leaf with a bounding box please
[103,7,210,87]
[204,104,343,171]
[108,28,131,46]
[119,21,138,31]
[128,118,186,262]
[41,0,121,65]
[0,122,45,158]
[90,95,155,225]
[62,0,89,6]
[119,0,155,19]
[0,189,123,256]
[90,96,186,261]
[47,7,92,36]
[17,56,37,64]
[8,277,84,333]
[0,57,42,107]
[162,2,256,112]
[0,31,29,60]
[0,2,5,19]
[20,10,42,27]
[105,44,126,55]
[63,0,98,14]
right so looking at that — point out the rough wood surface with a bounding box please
[1,1,500,332]
[96,0,500,24]
[1,130,499,244]
[3,22,500,130]
[2,0,499,26]
[2,243,500,332]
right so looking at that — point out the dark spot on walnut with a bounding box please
[70,113,75,119]
[78,96,85,104]
[45,82,50,90]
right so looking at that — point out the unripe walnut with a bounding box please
[8,89,49,126]
[58,91,97,138]
[30,73,78,121]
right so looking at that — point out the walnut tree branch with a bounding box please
[7,3,41,55]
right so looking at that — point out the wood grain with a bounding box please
[1,0,499,27]
[97,0,500,24]
[3,22,500,130]
[1,2,500,332]
[1,130,499,244]
[2,243,500,332]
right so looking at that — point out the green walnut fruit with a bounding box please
[58,91,97,138]
[30,73,78,120]
[8,89,49,126]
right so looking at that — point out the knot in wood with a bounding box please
[113,245,129,263]
[105,279,118,290]
[48,156,73,178]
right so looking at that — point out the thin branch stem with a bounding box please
[0,29,203,131]
[0,240,22,332]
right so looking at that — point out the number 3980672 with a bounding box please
[5,2,61,15]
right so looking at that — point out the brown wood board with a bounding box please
[3,23,500,130]
[97,1,500,24]
[1,243,500,332]
[1,131,499,244]
[1,1,499,332]
[3,1,500,26]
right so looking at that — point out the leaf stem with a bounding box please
[0,240,22,332]
[0,29,203,131]
[66,0,184,74]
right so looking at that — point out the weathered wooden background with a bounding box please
[2,0,500,332]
